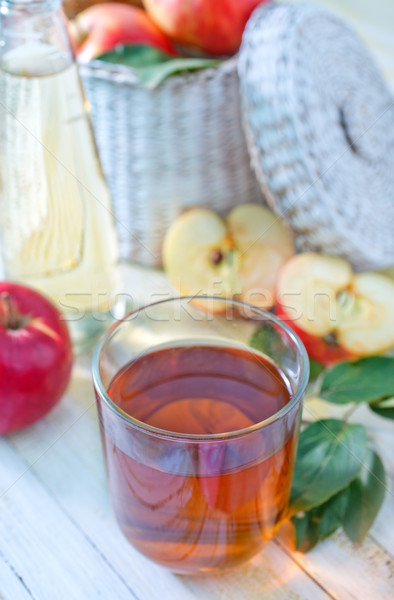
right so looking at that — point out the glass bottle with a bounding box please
[0,0,119,351]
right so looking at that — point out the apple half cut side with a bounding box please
[162,204,295,312]
[276,253,394,365]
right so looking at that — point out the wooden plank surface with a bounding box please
[0,440,140,600]
[0,556,36,600]
[1,1,394,598]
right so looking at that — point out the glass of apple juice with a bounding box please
[92,297,309,574]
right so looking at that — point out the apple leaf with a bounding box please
[250,323,286,358]
[292,487,350,552]
[292,447,386,551]
[97,44,221,88]
[369,396,394,420]
[309,359,325,381]
[136,57,221,88]
[98,44,172,67]
[342,448,386,544]
[320,357,394,405]
[289,419,367,514]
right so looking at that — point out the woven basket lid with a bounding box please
[238,2,394,271]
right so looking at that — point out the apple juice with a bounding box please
[101,344,301,573]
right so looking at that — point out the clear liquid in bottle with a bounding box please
[0,41,119,350]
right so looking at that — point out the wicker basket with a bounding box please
[76,43,262,265]
[239,2,394,271]
[64,1,262,266]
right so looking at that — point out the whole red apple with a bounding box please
[0,282,73,434]
[69,3,178,63]
[143,0,267,56]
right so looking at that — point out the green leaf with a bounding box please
[292,487,350,552]
[290,419,367,513]
[135,57,221,89]
[97,45,221,88]
[320,357,394,405]
[343,448,386,544]
[369,397,394,420]
[250,324,285,357]
[98,44,172,68]
[309,359,325,381]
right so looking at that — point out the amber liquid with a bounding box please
[104,345,300,573]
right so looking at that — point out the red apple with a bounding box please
[276,253,394,366]
[0,282,73,434]
[143,0,267,56]
[69,3,178,63]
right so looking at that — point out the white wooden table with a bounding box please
[1,1,394,598]
[1,264,393,600]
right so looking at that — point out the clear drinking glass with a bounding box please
[93,297,309,574]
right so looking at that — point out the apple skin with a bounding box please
[142,0,267,56]
[0,282,73,434]
[69,3,178,63]
[276,302,355,366]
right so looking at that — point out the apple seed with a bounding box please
[210,250,223,265]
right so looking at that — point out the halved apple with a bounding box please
[276,253,394,365]
[162,204,295,310]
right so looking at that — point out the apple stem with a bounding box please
[343,403,361,423]
[0,292,24,330]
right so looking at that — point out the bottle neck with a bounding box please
[0,0,62,14]
[0,0,74,74]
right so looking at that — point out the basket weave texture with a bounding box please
[80,57,262,266]
[239,2,394,271]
